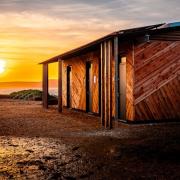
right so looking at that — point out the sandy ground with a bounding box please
[0,99,180,179]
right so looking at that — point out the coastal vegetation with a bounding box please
[10,89,58,104]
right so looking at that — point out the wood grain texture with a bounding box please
[134,40,180,120]
[126,44,135,121]
[62,49,100,113]
[108,41,113,128]
[58,39,180,122]
[135,77,180,120]
[114,36,119,120]
[101,40,113,128]
[150,30,180,41]
[111,53,115,118]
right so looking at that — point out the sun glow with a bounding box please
[0,60,6,74]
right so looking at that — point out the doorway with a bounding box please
[118,57,126,119]
[86,62,92,112]
[67,66,72,108]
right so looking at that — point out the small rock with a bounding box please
[63,176,76,180]
[48,172,61,179]
[72,146,79,151]
[114,152,122,159]
[20,169,24,174]
[38,164,47,171]
[9,144,18,147]
[79,174,89,178]
[26,149,34,153]
[42,156,57,161]
[75,154,81,159]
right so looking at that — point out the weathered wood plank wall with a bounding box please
[125,43,135,121]
[135,78,180,120]
[101,40,113,128]
[62,50,100,113]
[134,40,180,120]
[60,39,180,122]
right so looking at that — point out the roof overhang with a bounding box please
[40,23,180,64]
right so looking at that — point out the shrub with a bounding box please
[10,89,58,105]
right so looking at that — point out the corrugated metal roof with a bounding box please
[40,22,180,64]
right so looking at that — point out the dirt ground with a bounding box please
[0,99,180,179]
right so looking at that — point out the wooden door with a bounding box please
[67,66,72,108]
[119,57,126,119]
[86,62,92,112]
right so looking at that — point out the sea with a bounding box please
[0,88,58,96]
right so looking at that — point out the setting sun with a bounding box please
[0,60,6,74]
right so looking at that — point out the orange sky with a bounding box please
[0,12,124,82]
[0,0,179,82]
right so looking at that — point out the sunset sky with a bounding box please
[0,0,179,82]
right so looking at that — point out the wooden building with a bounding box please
[40,22,180,128]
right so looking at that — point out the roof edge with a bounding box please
[40,23,169,64]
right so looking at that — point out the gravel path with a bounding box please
[0,99,180,179]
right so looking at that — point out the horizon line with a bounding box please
[0,79,58,83]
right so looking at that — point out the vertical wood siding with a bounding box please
[126,46,135,120]
[111,56,115,117]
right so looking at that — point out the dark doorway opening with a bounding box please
[86,62,92,112]
[98,60,101,115]
[67,66,72,108]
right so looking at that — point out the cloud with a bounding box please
[0,0,179,24]
[0,0,179,81]
[0,11,133,43]
[0,0,179,53]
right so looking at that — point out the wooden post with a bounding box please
[108,40,112,128]
[42,63,48,109]
[114,36,119,120]
[105,41,108,128]
[101,40,113,129]
[58,59,63,112]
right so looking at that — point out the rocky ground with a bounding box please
[0,99,180,179]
